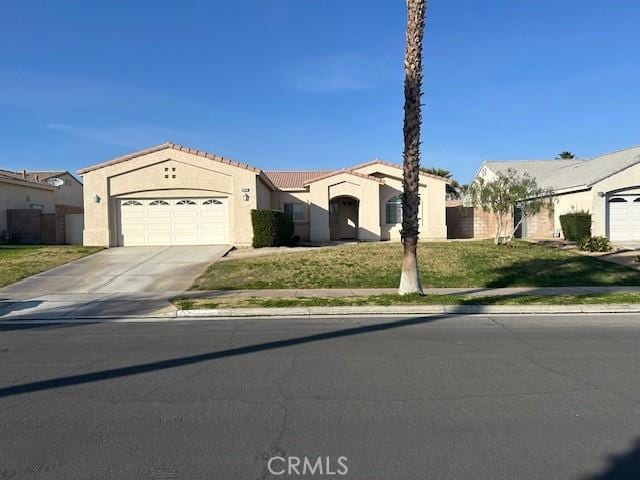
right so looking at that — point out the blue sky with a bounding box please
[1,0,639,183]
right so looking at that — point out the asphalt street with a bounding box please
[1,314,639,479]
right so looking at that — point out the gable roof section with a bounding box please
[77,142,263,175]
[78,142,276,190]
[351,159,453,184]
[303,168,385,186]
[483,145,640,192]
[264,171,333,189]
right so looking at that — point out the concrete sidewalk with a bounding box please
[179,285,640,299]
[4,285,640,321]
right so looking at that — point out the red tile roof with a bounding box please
[263,171,333,189]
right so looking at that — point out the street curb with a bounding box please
[3,304,640,323]
[175,303,640,317]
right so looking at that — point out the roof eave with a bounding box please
[0,176,54,190]
[352,158,452,184]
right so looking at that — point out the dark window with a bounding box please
[284,203,305,222]
[385,195,402,224]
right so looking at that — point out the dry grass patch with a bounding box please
[190,240,640,290]
[174,292,640,309]
[0,245,102,288]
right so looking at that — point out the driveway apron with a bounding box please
[0,245,229,319]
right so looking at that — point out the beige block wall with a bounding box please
[526,207,555,238]
[0,181,55,233]
[81,147,260,246]
[446,206,499,239]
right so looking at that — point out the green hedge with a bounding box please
[559,212,592,241]
[251,209,294,248]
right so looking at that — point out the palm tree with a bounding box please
[399,0,426,295]
[556,151,575,159]
[421,167,462,199]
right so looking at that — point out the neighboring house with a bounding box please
[0,169,84,244]
[78,142,450,247]
[465,145,640,241]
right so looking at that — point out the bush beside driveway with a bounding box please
[0,245,102,289]
[190,240,640,290]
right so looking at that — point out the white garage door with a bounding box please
[608,196,640,241]
[118,198,228,246]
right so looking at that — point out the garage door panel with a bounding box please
[118,198,228,246]
[608,196,640,241]
[201,209,225,218]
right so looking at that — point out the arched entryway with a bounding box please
[329,196,359,240]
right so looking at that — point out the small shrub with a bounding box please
[251,209,294,248]
[577,236,611,252]
[635,255,640,264]
[559,211,592,241]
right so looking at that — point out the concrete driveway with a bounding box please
[0,245,229,318]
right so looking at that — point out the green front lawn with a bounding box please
[190,240,640,290]
[0,245,102,288]
[174,292,640,309]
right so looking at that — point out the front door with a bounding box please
[329,198,358,240]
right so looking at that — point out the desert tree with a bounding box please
[556,151,576,159]
[466,169,555,245]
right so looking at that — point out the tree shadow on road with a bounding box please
[585,437,640,480]
[0,314,447,398]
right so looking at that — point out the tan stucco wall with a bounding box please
[81,147,260,246]
[353,163,448,240]
[81,152,449,247]
[0,181,55,233]
[549,163,640,238]
[256,178,272,210]
[306,172,382,242]
[550,190,592,236]
[271,190,311,241]
[52,173,84,208]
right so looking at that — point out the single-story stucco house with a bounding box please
[0,169,84,244]
[468,144,640,242]
[78,143,450,247]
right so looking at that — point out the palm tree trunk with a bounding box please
[399,0,426,295]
